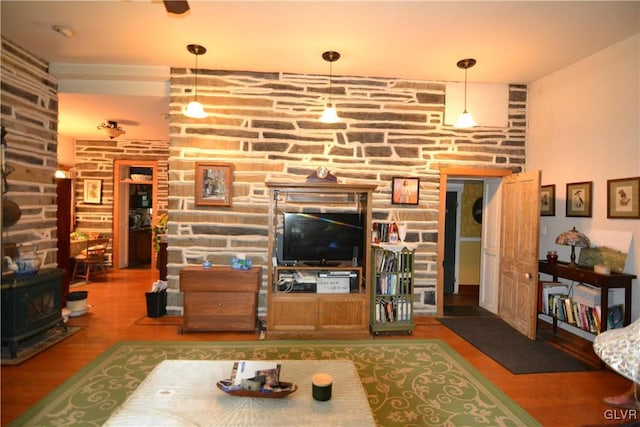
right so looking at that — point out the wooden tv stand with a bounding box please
[265,182,376,340]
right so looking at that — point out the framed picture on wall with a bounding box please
[83,179,102,204]
[195,162,233,206]
[566,181,592,217]
[391,177,419,205]
[540,184,555,216]
[607,177,640,219]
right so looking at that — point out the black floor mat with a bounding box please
[438,316,595,374]
[444,305,495,317]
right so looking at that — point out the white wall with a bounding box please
[527,33,640,321]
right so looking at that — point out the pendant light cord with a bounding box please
[328,60,333,105]
[463,68,468,113]
[194,54,199,102]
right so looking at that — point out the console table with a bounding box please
[538,260,636,333]
[104,359,376,426]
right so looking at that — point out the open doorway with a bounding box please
[443,180,490,316]
[436,167,513,317]
[113,160,159,271]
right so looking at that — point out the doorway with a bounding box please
[436,167,513,317]
[113,160,159,270]
[443,181,490,316]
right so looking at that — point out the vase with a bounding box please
[397,223,407,242]
[546,251,558,264]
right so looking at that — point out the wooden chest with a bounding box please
[180,266,261,332]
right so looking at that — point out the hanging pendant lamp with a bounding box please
[454,58,477,129]
[319,51,340,123]
[184,44,207,119]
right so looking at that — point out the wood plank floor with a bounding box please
[1,269,633,426]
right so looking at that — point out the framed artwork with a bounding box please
[195,162,233,206]
[607,177,640,219]
[540,184,555,216]
[566,181,592,217]
[391,177,419,205]
[83,179,102,204]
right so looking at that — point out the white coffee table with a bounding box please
[104,359,376,426]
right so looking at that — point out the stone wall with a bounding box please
[167,68,527,316]
[74,139,170,262]
[0,37,59,268]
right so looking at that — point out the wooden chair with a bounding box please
[71,238,110,283]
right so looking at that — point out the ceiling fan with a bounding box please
[163,0,190,15]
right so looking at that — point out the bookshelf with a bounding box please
[538,260,635,337]
[370,243,416,335]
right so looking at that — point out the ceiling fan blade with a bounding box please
[163,0,190,15]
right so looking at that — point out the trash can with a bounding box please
[145,290,167,318]
[67,291,89,317]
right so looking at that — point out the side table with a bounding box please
[180,265,261,332]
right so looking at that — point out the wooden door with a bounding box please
[498,171,541,340]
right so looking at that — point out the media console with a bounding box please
[265,182,377,340]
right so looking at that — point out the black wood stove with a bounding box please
[1,268,66,358]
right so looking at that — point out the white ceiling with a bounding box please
[1,1,639,140]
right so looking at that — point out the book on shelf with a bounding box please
[374,297,412,323]
[540,282,568,315]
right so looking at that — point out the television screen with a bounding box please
[282,212,364,266]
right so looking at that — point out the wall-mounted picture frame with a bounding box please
[83,179,102,204]
[607,177,640,219]
[540,184,555,216]
[195,162,233,206]
[391,177,419,205]
[566,181,592,217]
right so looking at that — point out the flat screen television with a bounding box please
[281,212,364,266]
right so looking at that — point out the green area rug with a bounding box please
[10,339,540,427]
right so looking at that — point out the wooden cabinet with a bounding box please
[180,266,261,332]
[265,182,376,340]
[128,229,151,266]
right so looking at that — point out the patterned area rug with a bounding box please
[10,339,540,427]
[1,326,82,366]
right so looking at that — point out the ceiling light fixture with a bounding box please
[319,51,340,124]
[52,25,75,38]
[97,121,126,139]
[454,58,477,129]
[184,44,207,119]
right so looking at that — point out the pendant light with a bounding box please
[319,51,340,123]
[454,58,477,129]
[184,44,207,119]
[97,120,126,139]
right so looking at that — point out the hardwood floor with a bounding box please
[1,269,633,426]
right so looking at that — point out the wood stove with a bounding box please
[1,268,65,358]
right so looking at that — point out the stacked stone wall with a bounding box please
[74,139,170,263]
[168,69,527,315]
[0,37,59,268]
